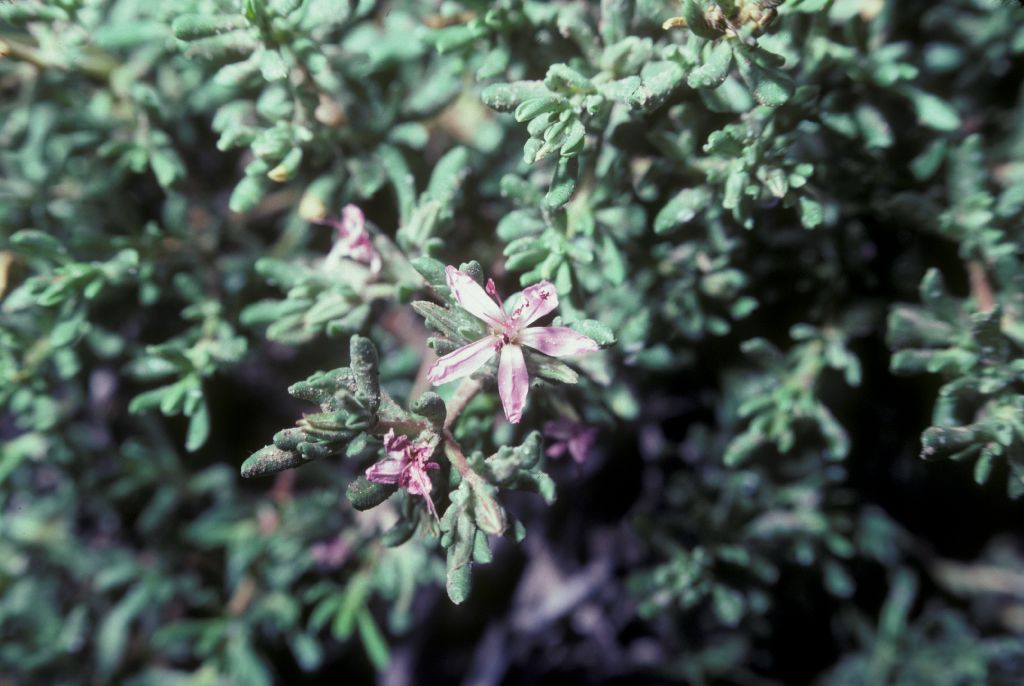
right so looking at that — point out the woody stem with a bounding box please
[443,428,484,485]
[439,378,488,485]
[444,377,483,429]
[967,259,996,313]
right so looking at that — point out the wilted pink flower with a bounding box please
[310,535,350,569]
[427,266,600,424]
[318,204,381,273]
[544,419,598,465]
[365,429,440,517]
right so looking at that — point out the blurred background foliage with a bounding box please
[2,0,1024,684]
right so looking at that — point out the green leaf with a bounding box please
[445,556,472,605]
[711,585,745,627]
[185,400,210,452]
[333,574,371,640]
[855,104,894,149]
[572,319,616,346]
[470,480,507,535]
[545,156,578,210]
[919,426,978,461]
[635,60,685,108]
[412,300,473,341]
[480,81,549,112]
[655,188,710,234]
[411,258,448,290]
[724,429,761,467]
[346,476,396,510]
[227,636,272,686]
[515,96,564,122]
[599,76,643,105]
[679,0,721,39]
[381,517,418,547]
[241,445,309,477]
[0,2,69,22]
[544,63,594,93]
[11,229,68,262]
[128,386,169,414]
[473,528,494,563]
[349,335,380,418]
[289,633,323,672]
[50,309,87,347]
[734,48,793,107]
[229,176,267,213]
[183,31,259,60]
[411,392,447,429]
[433,25,477,54]
[150,147,185,188]
[425,146,472,208]
[267,146,303,182]
[902,87,961,132]
[974,448,996,485]
[798,197,824,229]
[560,118,586,157]
[688,40,734,89]
[599,0,634,44]
[97,585,150,679]
[477,44,511,79]
[172,14,248,40]
[357,610,391,671]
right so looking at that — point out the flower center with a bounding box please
[492,329,518,348]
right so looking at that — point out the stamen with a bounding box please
[485,279,505,309]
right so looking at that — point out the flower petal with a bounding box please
[365,457,403,484]
[406,466,439,519]
[340,204,365,236]
[543,419,576,440]
[508,281,558,329]
[498,343,529,424]
[568,427,598,464]
[381,428,405,454]
[519,326,599,357]
[427,335,499,386]
[546,443,568,459]
[446,266,506,329]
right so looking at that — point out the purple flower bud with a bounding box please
[314,204,381,273]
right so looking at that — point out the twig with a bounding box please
[445,377,483,429]
[271,469,295,504]
[0,251,12,300]
[442,429,476,480]
[931,558,1024,597]
[967,259,996,313]
[227,575,257,616]
[423,11,477,28]
[0,37,118,78]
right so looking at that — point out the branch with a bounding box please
[443,429,476,481]
[445,377,483,429]
[967,259,996,313]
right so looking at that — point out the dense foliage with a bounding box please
[3,0,1024,683]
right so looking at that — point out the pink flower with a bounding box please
[426,266,600,424]
[317,204,381,273]
[365,429,440,517]
[310,535,350,569]
[543,419,598,465]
